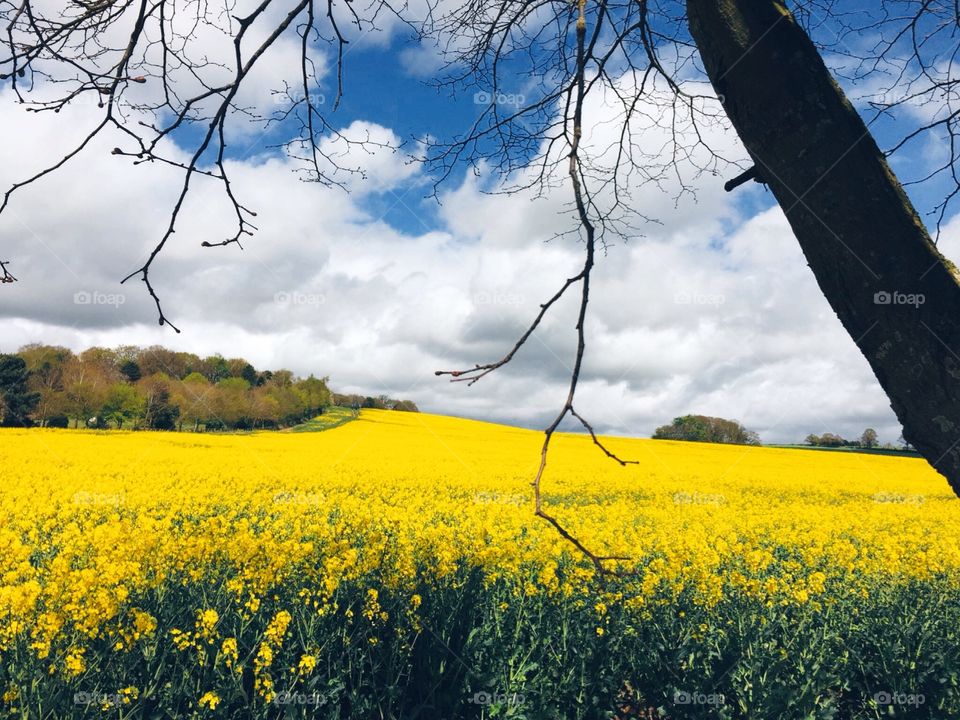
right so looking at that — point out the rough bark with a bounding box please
[687,0,960,494]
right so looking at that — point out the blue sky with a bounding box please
[200,6,957,241]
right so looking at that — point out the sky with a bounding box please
[0,1,958,445]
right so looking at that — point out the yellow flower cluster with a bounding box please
[0,408,957,681]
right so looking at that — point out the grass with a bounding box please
[284,405,359,433]
[765,443,921,458]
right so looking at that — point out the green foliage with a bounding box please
[332,392,418,412]
[4,571,958,718]
[653,415,759,445]
[7,344,414,432]
[860,429,879,448]
[102,384,145,430]
[143,382,180,431]
[0,354,39,427]
[287,406,358,433]
[119,360,142,383]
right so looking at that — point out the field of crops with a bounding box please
[1,410,959,718]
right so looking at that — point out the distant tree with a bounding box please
[101,383,144,429]
[61,357,112,428]
[653,415,759,445]
[265,383,307,426]
[296,375,331,416]
[226,358,252,379]
[17,344,72,425]
[79,347,119,375]
[138,346,188,379]
[173,373,213,431]
[139,374,180,430]
[113,345,140,363]
[0,355,39,427]
[333,393,364,409]
[653,416,709,442]
[817,433,846,448]
[269,369,292,388]
[175,352,203,378]
[7,342,349,432]
[212,377,252,429]
[804,434,821,446]
[394,400,420,412]
[251,386,281,428]
[240,363,258,387]
[119,359,142,383]
[201,355,230,383]
[860,428,879,449]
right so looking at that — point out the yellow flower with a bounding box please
[198,691,220,709]
[297,654,317,674]
[170,629,194,651]
[221,637,239,670]
[1,406,958,693]
[264,610,291,646]
[255,643,273,669]
[63,648,85,678]
[132,609,157,639]
[362,589,382,621]
[198,609,219,632]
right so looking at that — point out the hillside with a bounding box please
[1,410,957,718]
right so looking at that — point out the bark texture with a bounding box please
[687,0,960,494]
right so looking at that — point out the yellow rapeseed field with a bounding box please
[1,410,958,718]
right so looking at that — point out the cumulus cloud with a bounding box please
[0,66,942,446]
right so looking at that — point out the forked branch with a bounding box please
[0,259,15,283]
[436,0,638,575]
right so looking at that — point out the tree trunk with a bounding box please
[687,0,960,495]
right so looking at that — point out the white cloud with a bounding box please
[0,71,918,446]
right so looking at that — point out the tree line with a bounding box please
[652,415,760,446]
[650,415,913,453]
[0,345,418,430]
[804,429,910,452]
